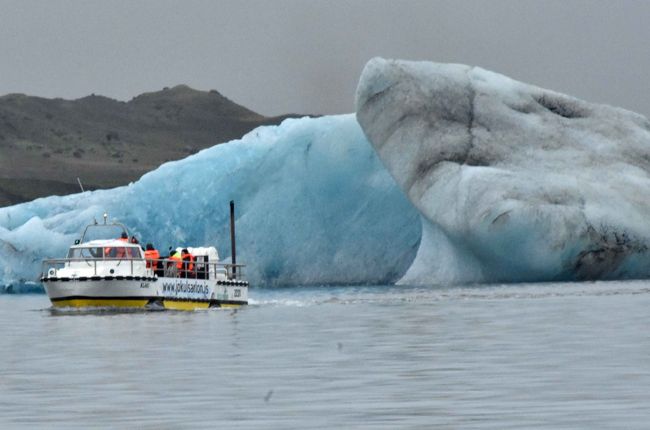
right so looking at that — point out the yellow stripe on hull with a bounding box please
[50,298,246,310]
[52,298,149,308]
[163,300,211,310]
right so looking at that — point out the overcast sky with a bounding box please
[1,0,649,117]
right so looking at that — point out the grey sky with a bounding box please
[1,0,649,117]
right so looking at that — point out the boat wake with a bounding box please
[248,281,650,307]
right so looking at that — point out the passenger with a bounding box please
[127,247,140,258]
[169,249,183,276]
[155,259,165,277]
[144,243,160,269]
[115,246,127,259]
[106,233,128,257]
[181,248,195,278]
[164,249,175,275]
[130,236,139,245]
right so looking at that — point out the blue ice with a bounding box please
[0,115,421,288]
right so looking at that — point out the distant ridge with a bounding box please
[0,85,306,206]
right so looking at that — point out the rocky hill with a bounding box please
[0,85,302,206]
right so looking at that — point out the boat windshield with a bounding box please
[66,246,142,259]
[67,247,104,259]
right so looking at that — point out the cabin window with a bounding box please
[67,247,104,259]
[107,247,127,259]
[105,247,141,259]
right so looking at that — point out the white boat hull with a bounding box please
[43,276,248,310]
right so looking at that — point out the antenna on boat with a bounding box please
[230,200,237,279]
[77,177,85,193]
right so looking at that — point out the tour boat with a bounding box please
[40,203,248,310]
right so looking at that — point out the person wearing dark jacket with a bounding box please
[181,248,195,278]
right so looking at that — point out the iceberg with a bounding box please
[356,58,650,284]
[6,58,650,291]
[0,115,421,290]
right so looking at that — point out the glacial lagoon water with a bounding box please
[2,281,650,429]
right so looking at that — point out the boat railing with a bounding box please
[41,257,247,281]
[146,258,247,281]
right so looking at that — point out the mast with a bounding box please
[230,200,237,279]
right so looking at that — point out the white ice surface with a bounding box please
[357,58,650,284]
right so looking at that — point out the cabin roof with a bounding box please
[73,239,141,248]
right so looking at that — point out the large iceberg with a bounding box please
[5,58,650,291]
[356,58,650,284]
[0,115,421,290]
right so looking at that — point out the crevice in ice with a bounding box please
[466,71,476,155]
[366,84,396,106]
[535,94,586,119]
[456,70,489,168]
[464,72,487,167]
[490,210,512,227]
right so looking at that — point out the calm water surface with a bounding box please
[1,281,650,429]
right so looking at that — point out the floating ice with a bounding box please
[6,58,649,291]
[0,115,421,290]
[356,58,650,284]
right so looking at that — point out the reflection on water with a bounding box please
[2,281,650,429]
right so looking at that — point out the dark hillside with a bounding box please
[0,85,304,206]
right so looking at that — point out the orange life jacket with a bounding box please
[182,253,195,272]
[169,253,183,270]
[144,249,160,268]
[118,237,128,242]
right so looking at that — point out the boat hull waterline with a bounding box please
[42,276,248,310]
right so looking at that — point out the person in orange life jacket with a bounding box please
[115,246,127,259]
[169,248,183,275]
[114,233,130,258]
[128,236,143,258]
[181,248,195,277]
[105,232,128,257]
[144,243,160,269]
